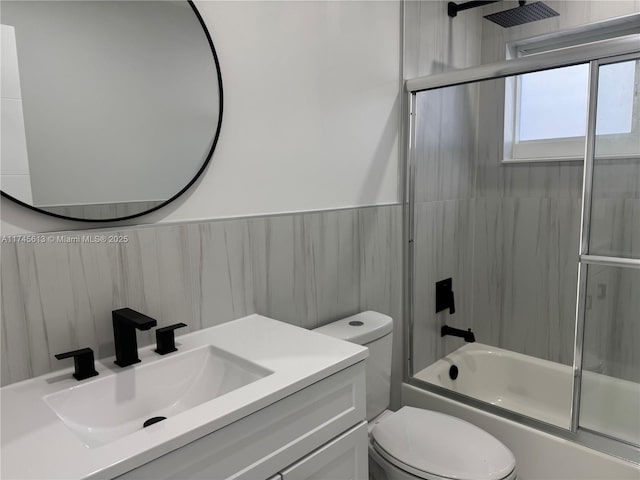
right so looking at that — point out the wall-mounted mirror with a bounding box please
[1,0,222,221]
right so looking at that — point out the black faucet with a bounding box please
[441,325,475,342]
[113,308,157,367]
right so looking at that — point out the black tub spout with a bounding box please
[441,325,475,343]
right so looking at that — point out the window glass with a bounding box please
[596,61,635,136]
[516,61,636,146]
[518,64,589,141]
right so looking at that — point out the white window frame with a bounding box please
[502,14,640,163]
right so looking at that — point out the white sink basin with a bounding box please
[43,345,272,447]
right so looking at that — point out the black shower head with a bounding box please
[484,1,559,28]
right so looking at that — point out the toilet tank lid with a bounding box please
[313,311,392,345]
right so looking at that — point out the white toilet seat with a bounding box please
[370,407,516,480]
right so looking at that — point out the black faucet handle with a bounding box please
[155,323,187,355]
[436,278,456,314]
[55,348,99,381]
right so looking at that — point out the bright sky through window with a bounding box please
[518,62,635,142]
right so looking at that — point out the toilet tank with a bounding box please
[313,311,393,420]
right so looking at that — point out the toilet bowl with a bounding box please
[368,407,516,480]
[314,312,517,480]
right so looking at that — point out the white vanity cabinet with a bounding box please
[280,422,367,480]
[262,422,367,480]
[115,362,367,480]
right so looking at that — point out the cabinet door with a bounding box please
[280,422,367,480]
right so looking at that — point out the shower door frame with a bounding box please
[403,34,640,464]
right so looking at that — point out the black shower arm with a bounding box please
[448,1,499,18]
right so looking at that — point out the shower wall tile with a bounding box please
[552,198,584,364]
[406,0,483,375]
[589,198,640,259]
[472,197,581,366]
[627,199,640,259]
[497,198,550,359]
[584,265,640,383]
[593,158,640,200]
[590,156,639,260]
[402,1,421,81]
[501,162,584,200]
[414,84,479,203]
[404,1,482,79]
[582,265,618,374]
[469,198,503,347]
[1,205,403,390]
[412,200,475,372]
[612,267,640,382]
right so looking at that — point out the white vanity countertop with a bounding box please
[1,315,368,480]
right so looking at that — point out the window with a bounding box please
[518,64,590,142]
[503,15,640,163]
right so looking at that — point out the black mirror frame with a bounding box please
[0,0,223,223]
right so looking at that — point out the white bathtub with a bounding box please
[413,343,639,446]
[406,344,640,479]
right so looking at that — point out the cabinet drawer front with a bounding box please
[280,422,368,480]
[116,362,365,480]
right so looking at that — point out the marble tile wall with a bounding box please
[412,200,475,371]
[591,158,640,259]
[413,83,479,204]
[583,265,640,383]
[1,205,403,407]
[471,197,581,366]
[405,1,483,373]
[585,158,639,382]
[403,1,483,79]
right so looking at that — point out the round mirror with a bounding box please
[0,0,222,221]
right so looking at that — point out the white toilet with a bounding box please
[314,311,517,480]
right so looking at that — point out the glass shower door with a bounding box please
[577,56,640,447]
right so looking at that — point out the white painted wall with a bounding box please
[1,0,401,234]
